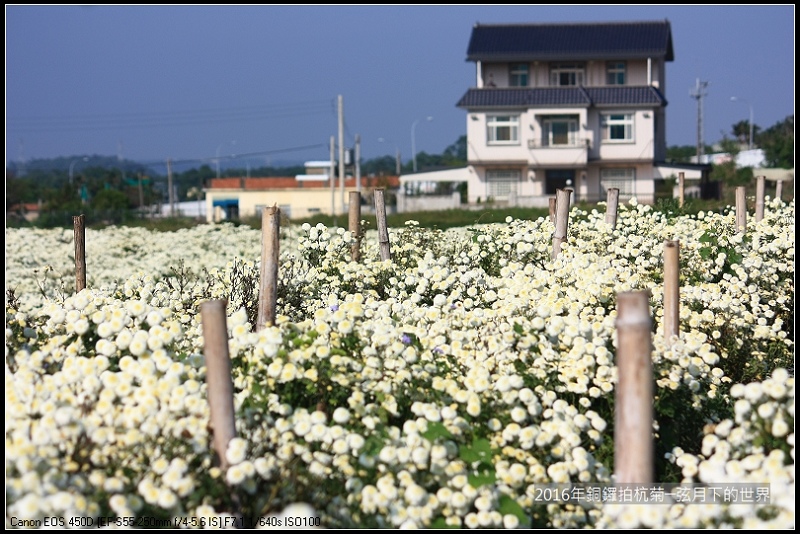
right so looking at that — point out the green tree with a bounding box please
[442,135,467,165]
[757,115,794,169]
[91,188,131,211]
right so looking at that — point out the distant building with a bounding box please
[400,19,711,207]
[203,161,399,222]
[691,148,767,168]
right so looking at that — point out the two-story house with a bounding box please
[454,19,703,206]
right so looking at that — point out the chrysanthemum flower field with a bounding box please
[5,198,795,528]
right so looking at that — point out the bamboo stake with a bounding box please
[257,205,280,330]
[605,188,620,230]
[548,197,557,224]
[73,214,87,293]
[755,175,765,222]
[663,240,680,347]
[678,172,685,208]
[551,188,571,260]
[201,299,237,471]
[775,179,783,202]
[375,189,391,261]
[735,186,747,233]
[614,290,654,484]
[349,191,362,262]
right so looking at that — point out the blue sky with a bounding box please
[5,5,795,171]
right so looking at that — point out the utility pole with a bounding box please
[330,135,336,217]
[355,134,361,193]
[167,159,175,217]
[137,173,145,212]
[338,95,345,216]
[690,79,710,160]
[396,148,401,176]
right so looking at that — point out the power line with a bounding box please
[6,99,337,133]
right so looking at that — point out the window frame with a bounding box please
[601,113,635,143]
[509,63,529,87]
[543,116,579,146]
[486,169,521,199]
[606,61,626,85]
[486,115,520,145]
[600,168,636,197]
[549,63,585,87]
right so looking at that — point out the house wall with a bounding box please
[205,188,358,222]
[481,59,664,88]
[588,109,655,161]
[466,108,655,166]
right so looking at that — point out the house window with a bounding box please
[600,168,635,197]
[549,63,585,86]
[486,170,520,199]
[601,113,634,142]
[509,63,529,87]
[606,62,626,85]
[487,115,519,145]
[543,116,579,146]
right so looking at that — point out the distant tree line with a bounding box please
[5,115,792,225]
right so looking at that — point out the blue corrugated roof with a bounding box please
[456,86,666,109]
[466,20,674,62]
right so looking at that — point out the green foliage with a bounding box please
[757,115,794,168]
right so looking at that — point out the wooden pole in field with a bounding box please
[605,188,620,230]
[663,240,680,347]
[201,299,237,471]
[257,205,280,330]
[755,175,765,222]
[775,179,783,202]
[735,186,747,233]
[73,214,87,293]
[375,189,391,261]
[551,188,571,259]
[349,191,362,262]
[548,197,557,224]
[678,172,685,208]
[614,290,654,484]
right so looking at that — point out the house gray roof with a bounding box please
[466,20,674,62]
[456,86,667,109]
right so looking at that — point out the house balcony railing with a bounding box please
[527,138,591,149]
[526,138,590,166]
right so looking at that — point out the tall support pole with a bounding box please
[73,214,87,293]
[375,189,391,261]
[735,186,747,233]
[200,300,237,471]
[552,188,572,259]
[755,175,765,222]
[678,172,685,208]
[605,188,620,230]
[349,191,362,262]
[614,290,654,484]
[663,240,680,347]
[257,205,280,330]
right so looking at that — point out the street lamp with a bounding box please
[69,157,89,185]
[411,116,433,173]
[215,140,237,179]
[730,96,754,150]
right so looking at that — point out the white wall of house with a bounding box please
[480,58,665,89]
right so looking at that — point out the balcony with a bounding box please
[527,138,590,166]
